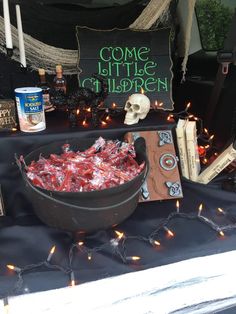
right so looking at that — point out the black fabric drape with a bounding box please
[0,112,236,298]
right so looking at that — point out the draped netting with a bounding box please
[0,0,195,75]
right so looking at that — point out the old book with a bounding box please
[185,120,201,182]
[124,130,183,202]
[176,119,189,179]
[197,141,236,184]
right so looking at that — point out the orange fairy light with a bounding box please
[7,264,15,270]
[185,102,191,110]
[209,134,215,140]
[78,241,84,246]
[217,207,225,215]
[163,226,174,237]
[47,245,56,262]
[101,120,107,126]
[140,87,145,94]
[115,230,124,240]
[70,272,76,287]
[131,256,141,261]
[11,127,17,132]
[82,119,87,127]
[86,107,91,113]
[204,128,209,135]
[126,256,141,261]
[50,246,56,254]
[219,230,225,237]
[176,200,180,213]
[105,115,111,122]
[198,203,203,216]
[76,109,80,115]
[167,114,174,121]
[112,102,117,109]
[7,264,21,272]
[153,240,161,246]
[88,253,92,260]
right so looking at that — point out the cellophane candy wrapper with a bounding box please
[23,137,145,192]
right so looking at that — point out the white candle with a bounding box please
[3,0,13,49]
[16,5,26,67]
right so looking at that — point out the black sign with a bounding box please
[76,27,174,110]
[0,100,17,130]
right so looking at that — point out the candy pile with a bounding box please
[25,137,145,192]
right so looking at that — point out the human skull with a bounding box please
[124,93,151,125]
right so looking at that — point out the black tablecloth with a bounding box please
[0,111,236,298]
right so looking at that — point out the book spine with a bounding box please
[197,143,236,184]
[176,128,189,179]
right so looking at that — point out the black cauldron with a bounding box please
[18,137,148,233]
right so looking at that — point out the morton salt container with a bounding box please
[15,87,46,132]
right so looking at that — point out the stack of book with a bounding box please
[176,119,201,182]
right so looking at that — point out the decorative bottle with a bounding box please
[37,68,53,112]
[53,65,67,95]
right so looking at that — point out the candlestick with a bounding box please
[16,5,26,67]
[3,0,13,49]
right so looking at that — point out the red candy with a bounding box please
[24,137,145,192]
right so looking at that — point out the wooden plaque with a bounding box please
[125,130,183,202]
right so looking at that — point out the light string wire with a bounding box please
[2,203,236,300]
[3,247,71,298]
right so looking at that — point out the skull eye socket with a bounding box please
[133,104,140,111]
[126,102,132,109]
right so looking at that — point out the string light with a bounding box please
[167,114,174,121]
[217,208,226,215]
[7,265,21,272]
[126,256,141,261]
[105,115,111,122]
[101,120,107,126]
[140,88,145,94]
[198,203,203,216]
[82,118,87,127]
[163,226,174,237]
[70,271,75,287]
[150,239,161,247]
[176,200,180,213]
[87,252,92,261]
[76,109,80,115]
[46,245,56,262]
[218,230,225,237]
[185,102,191,111]
[115,230,124,240]
[2,202,236,299]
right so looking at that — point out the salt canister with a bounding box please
[15,87,46,132]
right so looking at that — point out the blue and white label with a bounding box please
[15,87,46,133]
